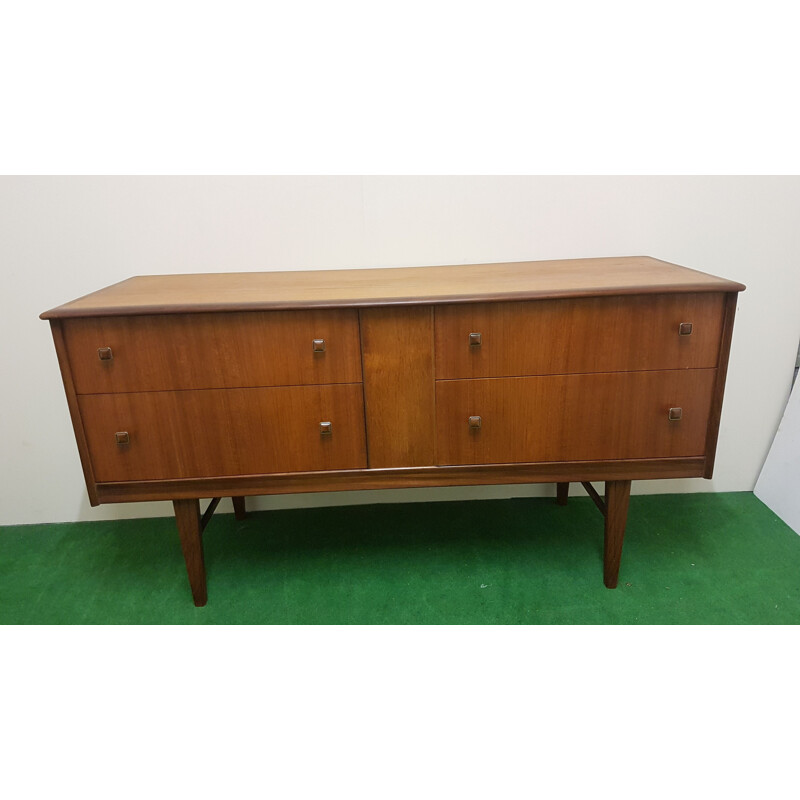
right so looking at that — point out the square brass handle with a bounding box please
[312,339,326,353]
[668,408,683,421]
[468,415,482,429]
[320,421,332,435]
[98,347,113,361]
[469,332,482,347]
[115,431,130,444]
[678,322,693,336]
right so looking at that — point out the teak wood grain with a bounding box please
[360,306,436,467]
[603,480,631,588]
[704,292,739,477]
[78,384,367,481]
[48,320,99,505]
[40,256,745,318]
[435,293,725,379]
[42,256,745,603]
[94,457,708,503]
[435,370,716,465]
[63,309,362,394]
[173,499,207,606]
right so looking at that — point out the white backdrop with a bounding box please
[2,175,798,525]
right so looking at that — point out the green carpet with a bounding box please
[1,492,798,624]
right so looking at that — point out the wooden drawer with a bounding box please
[435,293,725,378]
[63,309,362,394]
[436,369,716,465]
[78,384,367,481]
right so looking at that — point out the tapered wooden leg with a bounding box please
[556,482,569,506]
[232,496,247,520]
[173,499,207,606]
[603,480,631,588]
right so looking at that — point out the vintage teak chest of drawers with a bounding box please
[41,256,745,605]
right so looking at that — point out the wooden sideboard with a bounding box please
[41,256,745,606]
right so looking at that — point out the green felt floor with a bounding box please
[1,492,798,624]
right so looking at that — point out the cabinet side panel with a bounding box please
[360,307,436,467]
[703,291,739,478]
[49,320,99,505]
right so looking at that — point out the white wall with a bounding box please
[2,176,798,525]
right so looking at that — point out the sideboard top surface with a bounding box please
[41,256,746,319]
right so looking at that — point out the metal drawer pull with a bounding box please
[319,421,332,435]
[98,347,113,361]
[668,408,683,421]
[468,415,482,429]
[312,339,326,353]
[114,431,130,444]
[469,332,482,347]
[678,322,693,336]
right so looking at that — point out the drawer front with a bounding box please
[435,293,725,379]
[436,370,716,465]
[79,384,367,481]
[63,309,363,394]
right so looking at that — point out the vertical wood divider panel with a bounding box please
[360,307,436,468]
